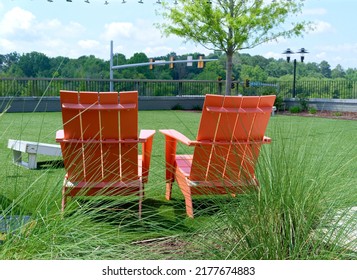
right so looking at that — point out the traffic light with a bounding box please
[197,55,204,68]
[231,76,235,89]
[169,56,174,69]
[149,58,155,70]
[244,79,250,87]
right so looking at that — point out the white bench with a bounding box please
[7,139,62,169]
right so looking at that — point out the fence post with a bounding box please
[178,81,183,95]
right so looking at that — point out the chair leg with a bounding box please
[138,182,143,219]
[184,194,194,218]
[165,182,173,200]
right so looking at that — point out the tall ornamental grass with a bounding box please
[196,117,356,259]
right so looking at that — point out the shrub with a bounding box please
[274,95,285,111]
[297,93,309,112]
[171,103,184,110]
[289,106,301,113]
[308,107,317,114]
[191,105,202,111]
[333,112,343,117]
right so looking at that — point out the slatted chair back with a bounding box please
[59,90,139,184]
[189,94,276,184]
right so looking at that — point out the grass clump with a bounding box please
[195,117,357,259]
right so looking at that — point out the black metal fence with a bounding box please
[1,77,356,99]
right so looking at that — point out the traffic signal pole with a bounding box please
[109,41,217,91]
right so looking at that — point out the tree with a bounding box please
[240,65,268,82]
[157,0,308,95]
[18,52,51,77]
[319,61,332,78]
[0,52,21,73]
[331,64,346,79]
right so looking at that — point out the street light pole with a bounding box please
[283,48,308,98]
[293,58,297,98]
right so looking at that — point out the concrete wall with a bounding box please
[0,97,61,113]
[284,98,357,112]
[0,96,205,113]
[1,96,356,113]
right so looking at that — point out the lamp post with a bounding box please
[283,48,308,98]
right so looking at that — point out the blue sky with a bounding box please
[0,0,356,69]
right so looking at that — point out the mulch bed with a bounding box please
[278,111,357,120]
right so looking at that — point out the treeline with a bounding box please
[1,50,357,82]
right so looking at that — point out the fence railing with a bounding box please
[1,77,356,99]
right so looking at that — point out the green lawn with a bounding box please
[0,111,356,259]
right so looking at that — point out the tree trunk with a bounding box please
[225,51,233,95]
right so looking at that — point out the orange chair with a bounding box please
[160,94,276,218]
[56,90,155,218]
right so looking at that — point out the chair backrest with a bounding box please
[59,90,139,183]
[189,94,276,183]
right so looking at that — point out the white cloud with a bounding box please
[0,7,35,35]
[316,52,327,60]
[0,38,15,50]
[102,22,134,40]
[316,43,357,53]
[100,20,181,57]
[63,22,87,38]
[78,40,101,50]
[263,51,282,60]
[144,46,174,56]
[0,6,88,58]
[310,21,334,34]
[332,56,343,64]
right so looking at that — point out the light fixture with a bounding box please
[283,47,308,98]
[296,47,309,62]
[282,48,294,63]
[85,0,90,3]
[138,0,144,3]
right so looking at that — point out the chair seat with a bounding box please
[64,179,142,197]
[65,155,144,195]
[175,155,193,177]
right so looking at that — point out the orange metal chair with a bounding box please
[56,90,155,218]
[160,94,276,218]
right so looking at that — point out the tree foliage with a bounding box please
[1,50,357,84]
[1,50,357,99]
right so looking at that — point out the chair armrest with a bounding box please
[139,129,156,141]
[56,130,64,142]
[139,129,155,183]
[160,129,193,182]
[159,129,192,146]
